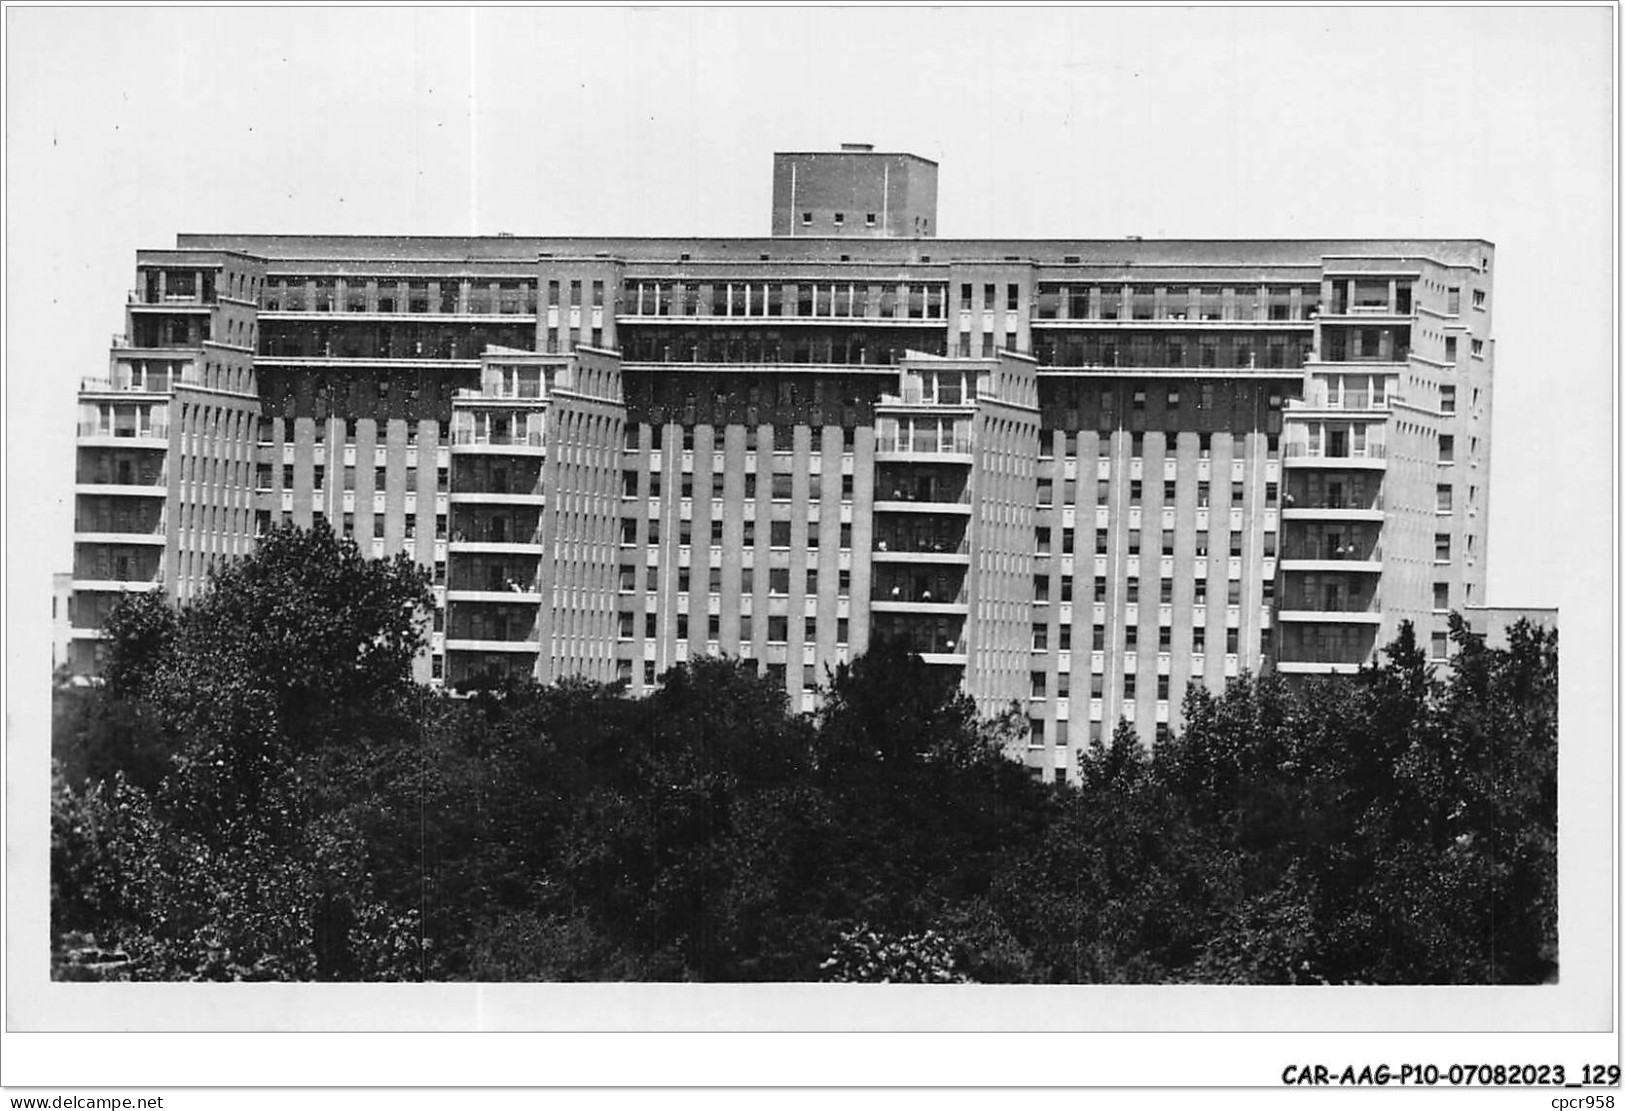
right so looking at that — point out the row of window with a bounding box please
[622,280,948,320]
[619,612,852,646]
[1033,620,1246,652]
[1037,476,1280,507]
[625,469,857,501]
[1032,284,1321,323]
[622,518,854,549]
[1034,574,1266,607]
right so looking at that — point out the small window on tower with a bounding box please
[833,213,845,226]
[801,212,813,226]
[865,213,877,227]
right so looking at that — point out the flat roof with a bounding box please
[175,234,1493,268]
[774,150,940,166]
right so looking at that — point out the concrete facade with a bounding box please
[67,149,1502,779]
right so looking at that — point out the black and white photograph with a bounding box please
[3,1,1617,1099]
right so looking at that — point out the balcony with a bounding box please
[468,379,546,401]
[1287,390,1394,413]
[446,588,543,605]
[874,496,973,516]
[878,385,973,409]
[128,290,212,310]
[1281,503,1384,523]
[79,370,196,395]
[1282,442,1387,469]
[1278,540,1382,574]
[1275,607,1383,625]
[444,638,541,654]
[75,481,168,499]
[874,434,974,460]
[78,423,170,445]
[1275,659,1365,675]
[448,519,545,553]
[452,430,546,452]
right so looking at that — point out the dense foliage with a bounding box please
[53,527,1557,983]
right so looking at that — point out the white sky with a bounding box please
[6,6,1613,607]
[2,2,1619,1074]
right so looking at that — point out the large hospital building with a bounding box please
[68,145,1497,779]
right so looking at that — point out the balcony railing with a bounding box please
[129,290,213,305]
[481,380,546,400]
[872,536,969,556]
[1282,493,1384,511]
[449,527,544,545]
[874,486,972,506]
[1278,647,1373,665]
[75,516,165,535]
[1279,595,1380,613]
[1280,542,1382,562]
[79,373,195,393]
[78,423,170,440]
[872,586,969,606]
[1283,442,1387,460]
[880,386,969,407]
[452,430,545,447]
[1292,390,1393,411]
[875,435,975,455]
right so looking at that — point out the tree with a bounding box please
[52,524,435,980]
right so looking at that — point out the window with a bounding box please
[1470,338,1484,357]
[1226,629,1239,654]
[801,212,813,226]
[1472,289,1485,309]
[866,213,877,227]
[1444,336,1457,362]
[1436,485,1453,513]
[1441,385,1456,413]
[1439,435,1454,462]
[1431,631,1449,659]
[1033,624,1049,651]
[1435,534,1452,561]
[832,212,845,227]
[1433,583,1449,611]
[1031,672,1048,698]
[769,568,790,595]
